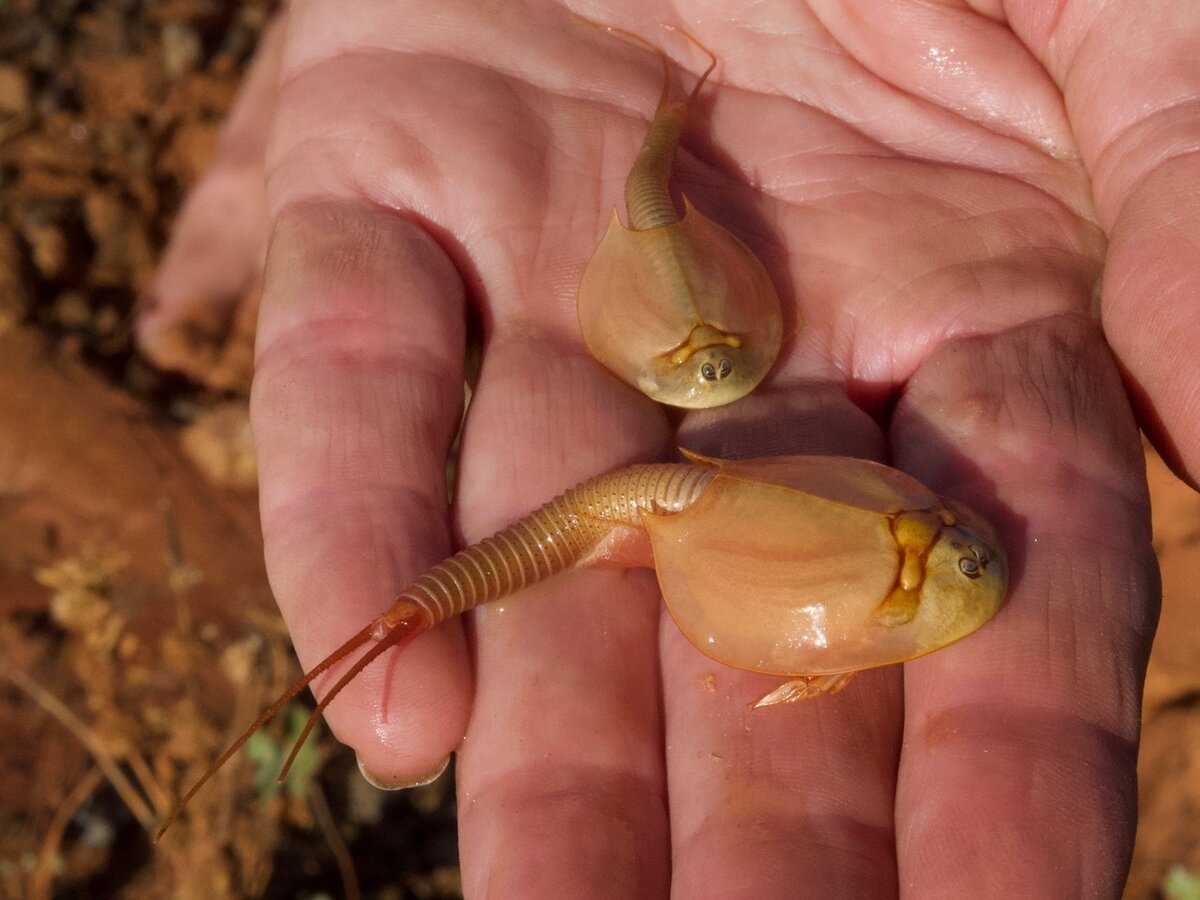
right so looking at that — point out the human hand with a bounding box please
[141,2,1173,896]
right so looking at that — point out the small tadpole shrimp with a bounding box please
[576,22,785,409]
[155,452,1006,839]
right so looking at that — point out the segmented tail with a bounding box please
[156,463,714,838]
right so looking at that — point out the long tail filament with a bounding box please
[153,608,430,841]
[155,462,711,841]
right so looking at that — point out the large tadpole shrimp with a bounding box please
[575,23,785,408]
[156,453,1006,838]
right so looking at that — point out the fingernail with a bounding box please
[356,753,450,791]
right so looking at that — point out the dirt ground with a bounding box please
[0,2,1196,898]
[0,3,459,898]
[1129,452,1200,899]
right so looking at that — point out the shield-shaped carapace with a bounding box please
[157,452,1006,837]
[576,26,784,409]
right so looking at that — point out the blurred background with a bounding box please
[0,2,458,898]
[0,2,1195,898]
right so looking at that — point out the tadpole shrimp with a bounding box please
[575,24,784,408]
[155,452,1006,838]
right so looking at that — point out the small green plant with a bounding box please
[1164,865,1200,900]
[245,703,324,799]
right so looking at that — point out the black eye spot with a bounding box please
[958,557,981,579]
[701,363,717,380]
[717,358,732,378]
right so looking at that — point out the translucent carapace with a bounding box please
[576,26,785,409]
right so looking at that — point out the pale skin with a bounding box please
[137,1,1200,896]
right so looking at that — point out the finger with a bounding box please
[1102,166,1200,489]
[664,385,904,898]
[1003,0,1200,486]
[892,315,1158,897]
[137,15,282,383]
[807,0,1075,155]
[253,199,472,784]
[451,330,673,898]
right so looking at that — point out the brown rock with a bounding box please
[77,57,161,122]
[2,112,97,177]
[0,63,31,116]
[23,221,68,279]
[0,227,31,333]
[0,326,269,631]
[83,188,156,289]
[161,22,204,79]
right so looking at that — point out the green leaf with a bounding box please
[244,729,282,797]
[280,705,322,799]
[242,703,323,799]
[1164,865,1200,900]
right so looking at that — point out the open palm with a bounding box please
[141,1,1200,896]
